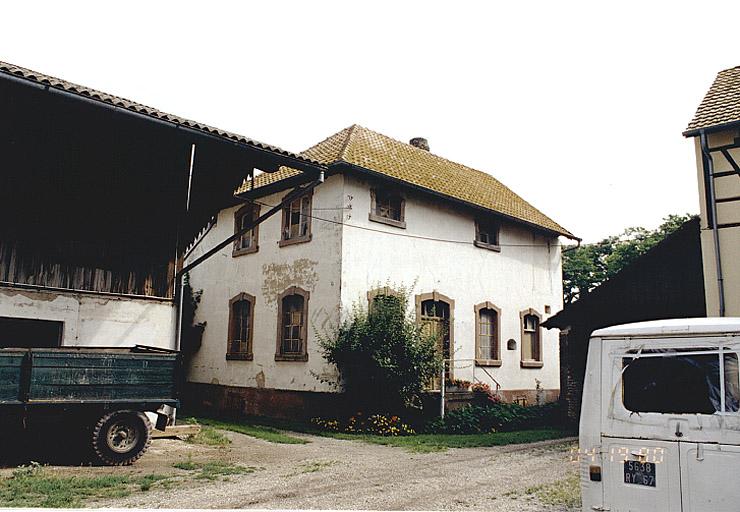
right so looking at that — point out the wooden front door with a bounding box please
[420,298,452,389]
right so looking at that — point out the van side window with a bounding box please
[622,350,740,414]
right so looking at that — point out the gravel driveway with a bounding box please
[81,430,579,510]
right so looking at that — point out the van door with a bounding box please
[680,442,740,512]
[679,348,740,512]
[601,437,682,512]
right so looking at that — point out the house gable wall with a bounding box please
[185,174,344,393]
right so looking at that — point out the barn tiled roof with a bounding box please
[0,60,319,166]
[684,66,740,136]
[240,125,574,238]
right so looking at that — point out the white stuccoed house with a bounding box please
[185,125,577,418]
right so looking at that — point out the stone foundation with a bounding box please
[182,382,560,421]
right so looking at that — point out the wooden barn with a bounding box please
[0,60,322,351]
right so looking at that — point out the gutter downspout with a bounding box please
[700,131,726,317]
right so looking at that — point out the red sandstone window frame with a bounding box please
[475,302,502,367]
[520,308,543,368]
[275,286,310,362]
[226,292,255,361]
[366,286,403,311]
[279,191,313,247]
[233,203,260,257]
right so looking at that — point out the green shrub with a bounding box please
[318,287,442,411]
[425,402,563,434]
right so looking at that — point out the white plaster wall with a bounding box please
[186,171,565,395]
[0,286,176,348]
[339,174,563,392]
[186,175,344,392]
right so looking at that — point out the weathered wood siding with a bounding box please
[0,241,174,298]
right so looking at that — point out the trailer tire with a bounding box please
[91,411,152,466]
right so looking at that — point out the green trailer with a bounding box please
[0,345,180,465]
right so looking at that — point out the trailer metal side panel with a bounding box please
[0,350,24,404]
[27,350,177,403]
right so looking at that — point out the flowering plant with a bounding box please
[311,412,415,436]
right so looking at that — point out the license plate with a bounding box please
[624,460,656,487]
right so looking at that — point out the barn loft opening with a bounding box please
[0,62,324,299]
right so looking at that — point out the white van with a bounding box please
[579,318,740,512]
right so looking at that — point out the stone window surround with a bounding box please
[226,292,255,361]
[275,286,310,362]
[366,285,402,310]
[474,301,502,367]
[369,188,406,229]
[520,308,543,368]
[279,190,313,247]
[232,203,260,257]
[415,291,455,379]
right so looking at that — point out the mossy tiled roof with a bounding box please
[685,66,740,136]
[240,125,574,238]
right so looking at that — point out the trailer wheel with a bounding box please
[92,411,152,466]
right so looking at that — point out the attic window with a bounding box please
[475,218,500,251]
[369,189,406,228]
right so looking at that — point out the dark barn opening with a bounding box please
[0,64,322,301]
[0,316,63,348]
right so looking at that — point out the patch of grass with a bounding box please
[319,429,574,453]
[524,473,581,508]
[298,460,336,473]
[172,460,259,480]
[0,464,170,508]
[190,417,308,445]
[187,425,231,447]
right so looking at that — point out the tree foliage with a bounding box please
[562,214,697,304]
[318,290,442,412]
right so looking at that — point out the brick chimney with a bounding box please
[409,137,430,151]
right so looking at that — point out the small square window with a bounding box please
[475,219,500,250]
[369,189,406,228]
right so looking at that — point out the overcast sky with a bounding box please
[3,1,739,242]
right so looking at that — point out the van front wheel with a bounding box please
[92,411,152,466]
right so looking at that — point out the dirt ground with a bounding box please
[2,430,580,510]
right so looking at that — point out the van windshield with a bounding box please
[622,350,740,414]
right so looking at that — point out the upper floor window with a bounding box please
[475,218,500,251]
[233,203,260,256]
[279,193,312,247]
[520,309,543,368]
[369,189,406,228]
[475,302,501,366]
[227,293,255,360]
[275,286,310,361]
